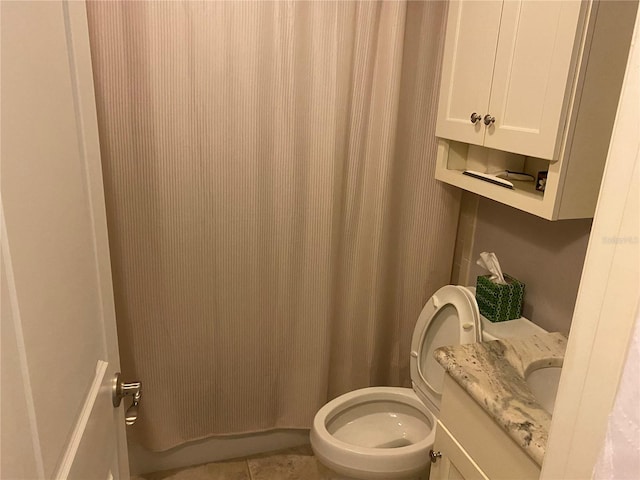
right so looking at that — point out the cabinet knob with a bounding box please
[429,449,442,463]
[483,114,496,126]
[470,112,482,124]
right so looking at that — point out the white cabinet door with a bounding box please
[484,0,584,159]
[1,1,130,479]
[429,422,489,480]
[429,454,467,480]
[436,1,503,146]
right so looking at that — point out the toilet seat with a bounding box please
[410,285,480,414]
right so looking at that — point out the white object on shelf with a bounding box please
[462,170,514,189]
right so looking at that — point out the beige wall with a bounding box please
[454,193,592,333]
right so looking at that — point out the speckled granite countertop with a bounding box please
[434,332,567,466]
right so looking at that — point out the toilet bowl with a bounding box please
[311,284,545,480]
[311,387,435,480]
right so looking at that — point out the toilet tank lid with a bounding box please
[481,315,548,339]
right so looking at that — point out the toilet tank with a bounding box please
[465,287,548,341]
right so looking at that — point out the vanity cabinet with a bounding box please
[434,0,637,220]
[429,375,540,480]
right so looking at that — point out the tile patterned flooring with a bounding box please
[133,445,339,480]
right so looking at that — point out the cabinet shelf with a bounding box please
[440,170,543,202]
[435,149,549,218]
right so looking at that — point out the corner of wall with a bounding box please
[451,191,479,286]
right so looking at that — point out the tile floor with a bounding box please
[132,445,339,480]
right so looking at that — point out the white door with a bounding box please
[483,0,584,160]
[435,0,503,146]
[1,1,130,479]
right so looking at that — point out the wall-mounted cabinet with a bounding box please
[435,0,637,220]
[436,0,583,160]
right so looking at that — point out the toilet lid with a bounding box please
[410,285,480,414]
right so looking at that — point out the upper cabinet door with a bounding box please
[436,1,503,146]
[483,1,584,160]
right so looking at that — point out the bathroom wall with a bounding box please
[454,192,592,334]
[451,192,480,288]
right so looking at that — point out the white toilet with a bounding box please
[310,284,545,480]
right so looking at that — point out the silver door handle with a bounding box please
[112,372,141,426]
[483,114,496,126]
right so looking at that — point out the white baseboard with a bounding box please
[128,429,310,475]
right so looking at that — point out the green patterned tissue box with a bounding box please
[475,274,525,322]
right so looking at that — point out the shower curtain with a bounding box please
[87,0,459,451]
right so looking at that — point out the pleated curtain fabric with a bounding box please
[86,0,459,451]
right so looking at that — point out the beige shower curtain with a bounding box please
[87,0,459,451]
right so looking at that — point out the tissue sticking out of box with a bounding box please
[476,252,507,285]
